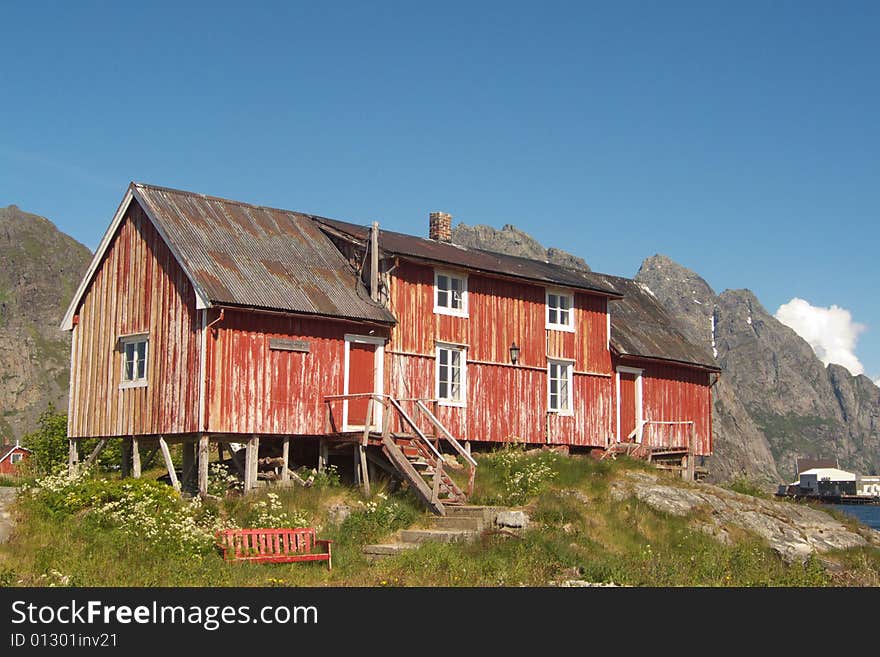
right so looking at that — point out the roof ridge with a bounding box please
[315,217,622,296]
[132,182,346,225]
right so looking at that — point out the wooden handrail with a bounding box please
[414,400,478,468]
[323,393,391,401]
[387,398,445,462]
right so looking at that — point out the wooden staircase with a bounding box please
[324,394,477,516]
[382,433,468,515]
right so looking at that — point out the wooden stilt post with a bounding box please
[82,438,108,470]
[131,436,141,479]
[68,439,78,477]
[359,444,371,496]
[318,437,328,473]
[245,435,259,493]
[217,442,224,463]
[158,437,181,493]
[281,436,290,483]
[182,439,196,494]
[465,440,471,456]
[121,437,131,478]
[353,444,361,487]
[198,434,210,497]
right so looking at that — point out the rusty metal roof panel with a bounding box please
[316,217,622,297]
[132,183,395,324]
[594,274,720,371]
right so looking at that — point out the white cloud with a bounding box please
[774,298,866,376]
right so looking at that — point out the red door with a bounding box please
[619,372,637,442]
[346,342,377,427]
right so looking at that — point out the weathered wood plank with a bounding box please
[198,434,210,496]
[82,438,108,470]
[281,436,290,483]
[131,436,141,478]
[68,439,78,477]
[158,436,181,493]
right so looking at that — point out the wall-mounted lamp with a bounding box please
[509,341,520,365]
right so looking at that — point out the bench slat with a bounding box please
[216,528,332,570]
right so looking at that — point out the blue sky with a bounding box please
[1,1,878,380]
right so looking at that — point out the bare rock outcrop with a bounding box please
[610,471,879,563]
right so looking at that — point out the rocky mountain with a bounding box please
[637,256,880,482]
[0,205,91,442]
[452,223,591,271]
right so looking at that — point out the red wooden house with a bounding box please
[0,443,32,476]
[62,183,719,512]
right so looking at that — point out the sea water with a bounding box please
[828,504,880,530]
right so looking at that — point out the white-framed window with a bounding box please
[548,359,573,414]
[434,270,468,316]
[10,452,23,464]
[546,289,574,331]
[120,333,149,388]
[436,343,467,406]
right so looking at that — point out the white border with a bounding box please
[616,366,644,443]
[545,288,575,332]
[435,342,467,407]
[343,334,386,431]
[433,269,469,317]
[547,358,574,416]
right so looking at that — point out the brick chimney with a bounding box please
[429,211,452,242]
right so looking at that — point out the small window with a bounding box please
[120,334,149,387]
[436,344,466,405]
[548,359,573,413]
[434,270,468,316]
[10,452,23,464]
[546,290,574,331]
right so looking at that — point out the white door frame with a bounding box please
[343,334,385,432]
[616,366,644,443]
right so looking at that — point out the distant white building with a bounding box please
[798,467,857,496]
[857,475,880,498]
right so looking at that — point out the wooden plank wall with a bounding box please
[640,362,713,456]
[68,202,201,437]
[206,309,389,435]
[385,260,615,446]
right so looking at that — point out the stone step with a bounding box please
[362,542,419,561]
[430,515,483,531]
[399,529,475,544]
[445,505,501,524]
[362,543,419,556]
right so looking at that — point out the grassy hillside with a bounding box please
[1,449,877,587]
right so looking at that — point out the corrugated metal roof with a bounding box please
[595,274,721,371]
[316,217,622,297]
[132,184,395,324]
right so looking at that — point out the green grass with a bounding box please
[0,449,875,587]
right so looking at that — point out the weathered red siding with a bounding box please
[614,358,713,456]
[68,201,201,438]
[206,309,389,435]
[384,260,615,446]
[641,362,712,455]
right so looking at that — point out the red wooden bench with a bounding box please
[216,528,332,570]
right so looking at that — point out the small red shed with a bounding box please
[0,444,32,476]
